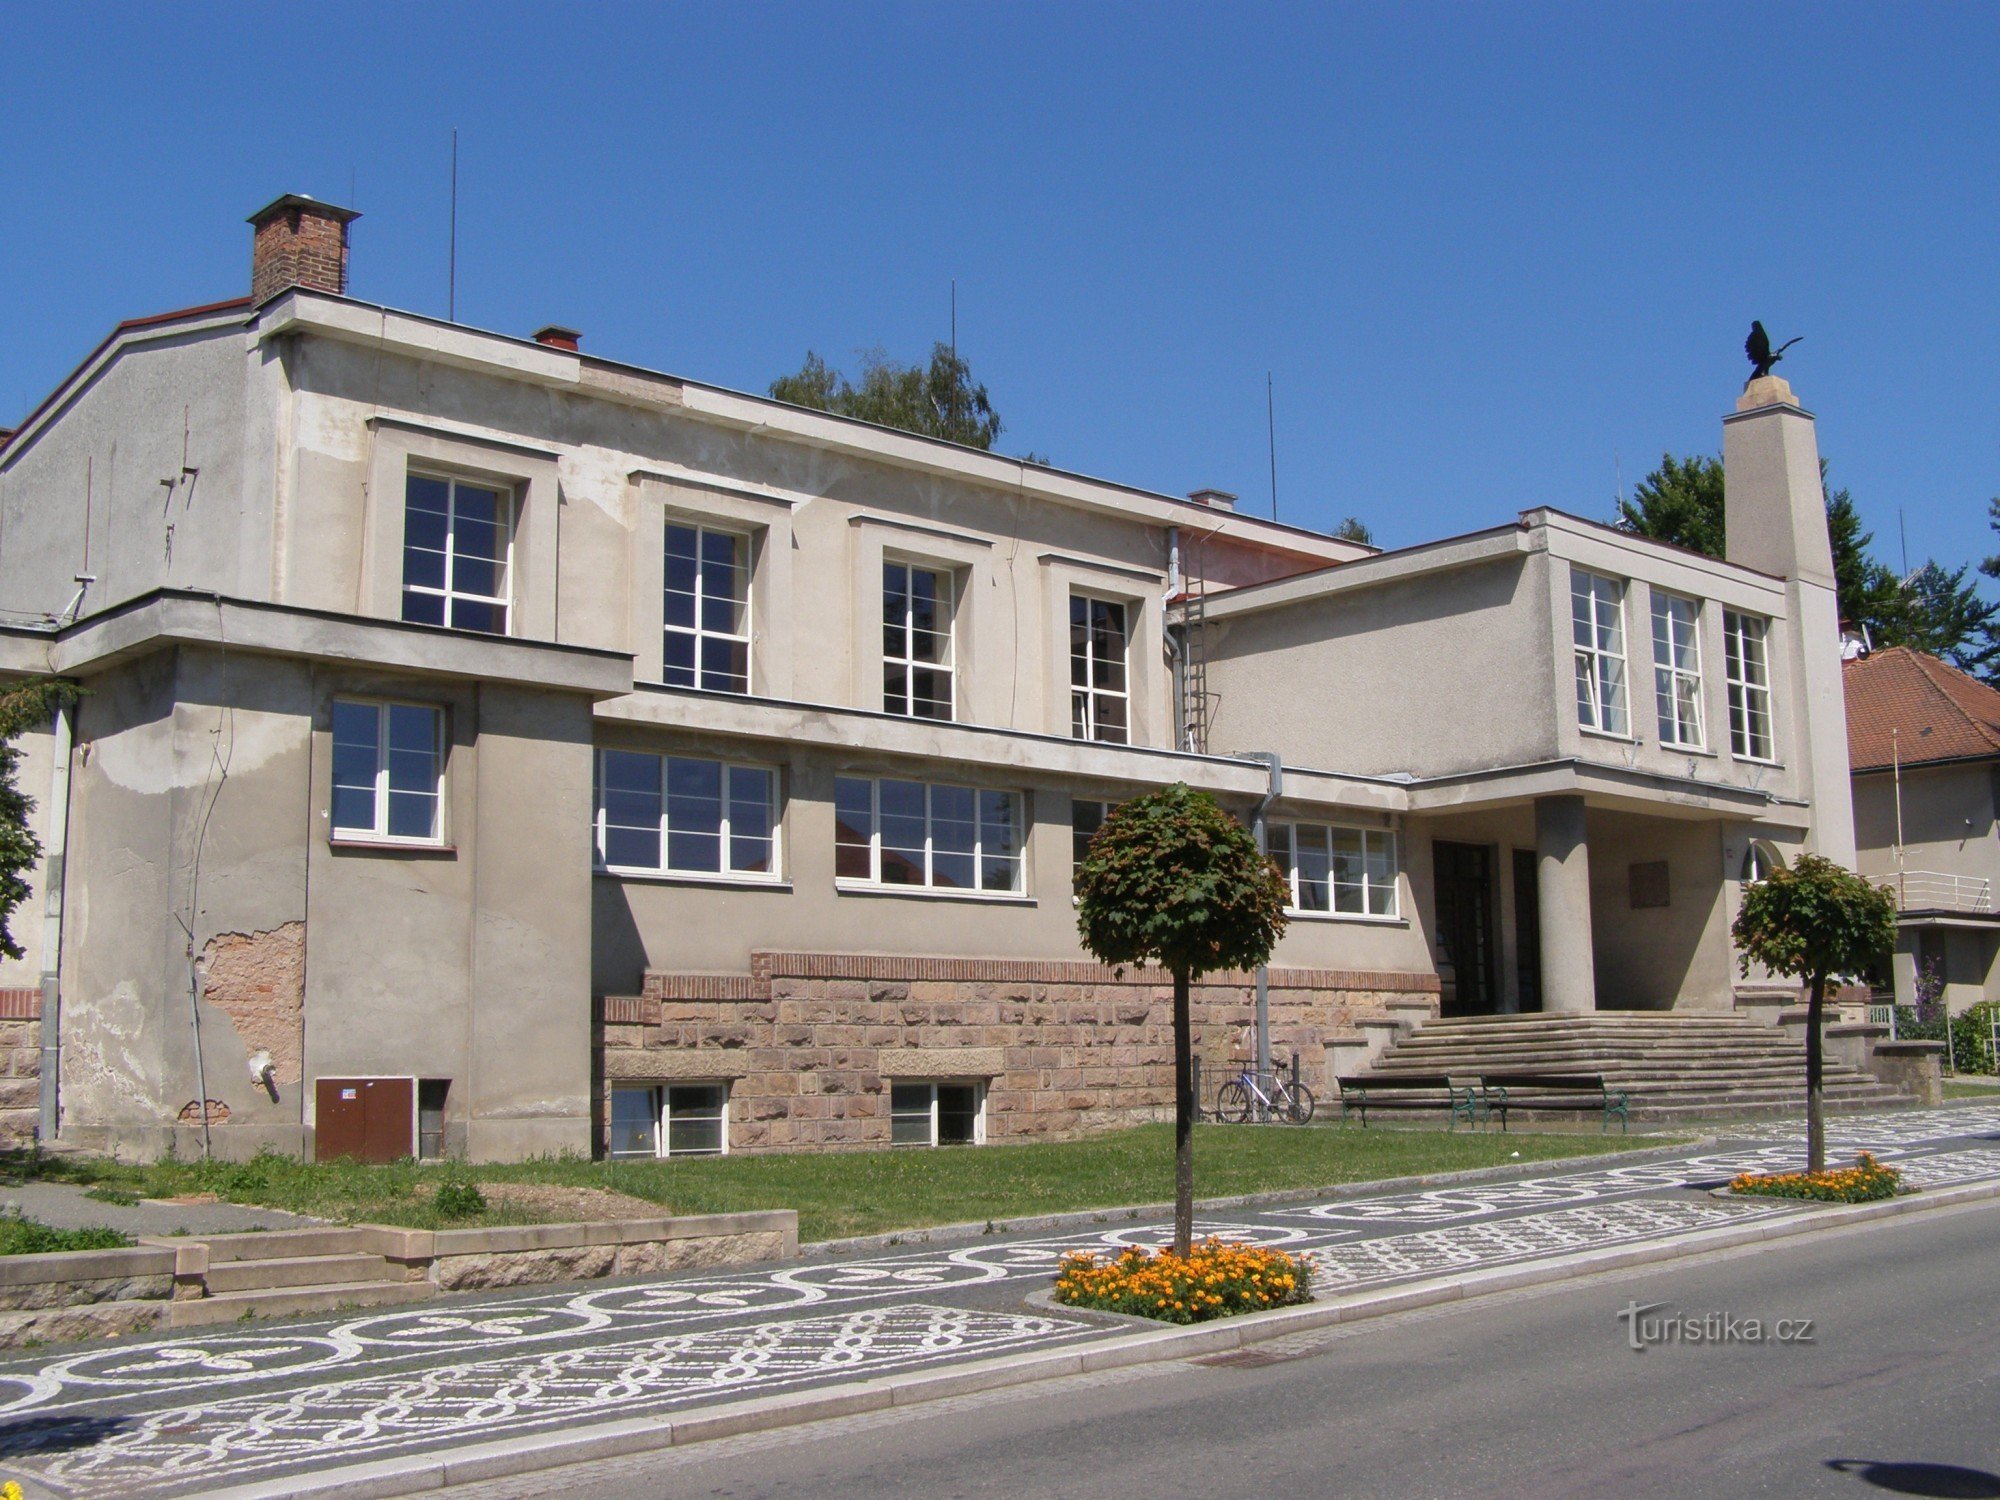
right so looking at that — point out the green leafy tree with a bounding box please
[1332,517,1375,546]
[1074,785,1289,1254]
[0,679,80,961]
[1616,453,1725,557]
[1731,853,1897,1173]
[770,343,1004,451]
[1895,560,2000,679]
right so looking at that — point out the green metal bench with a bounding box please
[1478,1072,1630,1133]
[1335,1074,1482,1130]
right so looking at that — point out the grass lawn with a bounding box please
[1944,1079,2000,1101]
[8,1125,1664,1243]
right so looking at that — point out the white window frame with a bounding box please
[882,559,956,720]
[663,520,753,693]
[1724,610,1777,762]
[834,776,1024,895]
[1069,594,1130,744]
[1269,821,1399,919]
[1651,590,1706,750]
[592,750,781,882]
[1572,570,1629,736]
[607,1082,730,1159]
[889,1080,986,1147]
[401,471,514,635]
[1072,798,1110,877]
[329,697,446,845]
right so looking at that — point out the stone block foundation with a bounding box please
[0,988,41,1148]
[596,952,1440,1154]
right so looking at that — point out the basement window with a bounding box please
[417,1080,449,1159]
[609,1083,728,1158]
[890,1081,984,1147]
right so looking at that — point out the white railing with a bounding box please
[1895,870,1994,913]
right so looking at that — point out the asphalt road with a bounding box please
[458,1196,2000,1500]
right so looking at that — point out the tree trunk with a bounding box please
[1806,972,1826,1176]
[1173,966,1194,1257]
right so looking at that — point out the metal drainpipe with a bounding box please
[1245,751,1283,1094]
[36,700,76,1145]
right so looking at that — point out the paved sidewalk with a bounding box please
[2,1104,1998,1498]
[0,1181,316,1237]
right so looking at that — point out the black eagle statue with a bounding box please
[1744,321,1802,384]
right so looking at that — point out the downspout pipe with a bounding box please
[36,700,75,1145]
[1243,750,1283,1093]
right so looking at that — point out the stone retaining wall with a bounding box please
[0,1243,175,1346]
[371,1211,797,1292]
[598,951,1440,1153]
[0,988,41,1148]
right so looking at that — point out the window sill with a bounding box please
[1578,728,1638,745]
[595,868,790,891]
[836,882,1034,907]
[1731,754,1785,769]
[329,837,457,857]
[1660,742,1716,758]
[1284,909,1408,927]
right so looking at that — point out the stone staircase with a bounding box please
[1363,1011,1912,1122]
[166,1228,434,1328]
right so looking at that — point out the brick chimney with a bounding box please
[248,194,360,305]
[1187,488,1237,511]
[533,325,581,351]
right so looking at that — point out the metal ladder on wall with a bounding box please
[1179,537,1211,754]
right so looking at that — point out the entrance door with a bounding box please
[1434,841,1498,1016]
[315,1078,416,1163]
[1512,848,1544,1013]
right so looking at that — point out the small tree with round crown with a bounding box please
[1732,853,1897,1174]
[1074,784,1289,1254]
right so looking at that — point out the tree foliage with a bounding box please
[1332,517,1375,547]
[1615,453,1724,557]
[1732,853,1897,1172]
[0,679,80,962]
[1074,784,1289,1254]
[770,343,1004,451]
[1074,784,1289,983]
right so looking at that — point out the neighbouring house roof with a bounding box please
[1845,646,2000,772]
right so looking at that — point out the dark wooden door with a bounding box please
[1512,848,1543,1013]
[315,1078,416,1163]
[1434,841,1498,1017]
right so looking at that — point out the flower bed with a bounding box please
[1052,1238,1313,1324]
[1729,1152,1901,1203]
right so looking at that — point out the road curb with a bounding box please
[802,1133,1720,1259]
[196,1171,2000,1500]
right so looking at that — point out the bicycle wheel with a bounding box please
[1284,1083,1316,1125]
[1216,1080,1255,1124]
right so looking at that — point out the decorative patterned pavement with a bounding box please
[4,1103,1999,1498]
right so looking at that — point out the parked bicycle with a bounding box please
[1216,1065,1315,1124]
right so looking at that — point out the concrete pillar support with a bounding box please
[1536,794,1597,1014]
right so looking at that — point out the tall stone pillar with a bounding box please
[1722,376,1858,867]
[1536,794,1597,1014]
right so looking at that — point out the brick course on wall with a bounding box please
[595,954,1438,1154]
[0,989,41,1148]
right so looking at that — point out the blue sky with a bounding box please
[4,3,1995,572]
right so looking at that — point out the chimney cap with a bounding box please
[533,325,582,350]
[1187,488,1238,510]
[247,193,361,228]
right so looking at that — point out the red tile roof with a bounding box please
[1844,646,2000,772]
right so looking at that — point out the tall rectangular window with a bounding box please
[402,474,512,634]
[883,561,954,719]
[1572,570,1628,736]
[608,1083,728,1158]
[664,523,750,692]
[1270,821,1397,917]
[594,751,777,878]
[835,776,1022,893]
[1724,611,1775,760]
[1651,592,1705,748]
[330,699,444,843]
[1070,596,1129,743]
[1072,798,1109,877]
[890,1081,984,1146]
